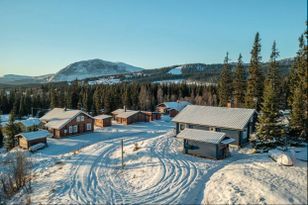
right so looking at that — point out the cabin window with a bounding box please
[76,116,80,122]
[86,123,92,131]
[69,126,73,133]
[64,129,67,134]
[81,115,85,121]
[180,123,185,131]
[73,125,78,133]
[209,127,216,131]
[242,127,248,139]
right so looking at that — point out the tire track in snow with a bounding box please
[50,131,205,204]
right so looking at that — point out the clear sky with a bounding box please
[0,0,306,76]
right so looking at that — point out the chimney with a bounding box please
[124,105,127,112]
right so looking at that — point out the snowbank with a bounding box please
[203,152,307,205]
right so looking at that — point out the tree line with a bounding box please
[217,28,307,143]
[0,26,307,151]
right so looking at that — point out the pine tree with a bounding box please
[256,41,283,144]
[3,112,21,151]
[139,85,151,110]
[50,89,57,108]
[233,54,246,107]
[289,31,308,138]
[245,32,264,110]
[93,87,102,115]
[290,86,305,136]
[157,87,164,104]
[218,52,233,106]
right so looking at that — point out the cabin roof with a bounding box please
[116,110,140,118]
[157,101,191,111]
[16,130,50,141]
[40,108,93,129]
[111,109,133,115]
[172,105,255,130]
[94,114,112,120]
[177,128,227,144]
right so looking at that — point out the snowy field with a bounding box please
[2,116,307,204]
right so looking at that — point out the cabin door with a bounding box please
[79,124,84,133]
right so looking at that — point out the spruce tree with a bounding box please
[256,41,283,144]
[245,32,264,110]
[50,89,57,108]
[139,85,151,110]
[3,112,20,151]
[233,54,246,107]
[218,52,233,107]
[289,32,307,138]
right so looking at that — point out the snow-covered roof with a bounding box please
[16,130,50,141]
[19,118,41,127]
[172,105,255,130]
[111,109,133,115]
[177,128,226,144]
[40,108,93,129]
[116,110,140,118]
[157,101,191,111]
[1,117,41,128]
[94,114,112,120]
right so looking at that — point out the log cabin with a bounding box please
[94,114,112,127]
[16,130,50,149]
[115,110,146,125]
[177,128,235,159]
[172,105,256,147]
[40,108,94,138]
[156,101,191,117]
[142,111,161,122]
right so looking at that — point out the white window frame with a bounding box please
[76,116,80,122]
[86,123,92,131]
[64,129,67,134]
[209,127,216,132]
[81,115,85,121]
[179,123,185,131]
[73,125,78,133]
[69,126,73,133]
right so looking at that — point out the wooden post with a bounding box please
[121,139,124,169]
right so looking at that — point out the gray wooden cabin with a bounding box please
[177,128,235,159]
[172,105,256,147]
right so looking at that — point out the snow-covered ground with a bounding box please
[203,149,307,205]
[168,66,183,75]
[88,78,121,85]
[2,116,307,204]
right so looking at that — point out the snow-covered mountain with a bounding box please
[49,59,143,82]
[0,59,143,84]
[0,74,54,85]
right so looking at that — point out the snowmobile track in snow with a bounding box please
[51,131,207,204]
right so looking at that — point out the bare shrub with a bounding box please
[0,150,32,200]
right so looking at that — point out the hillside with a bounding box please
[0,58,294,86]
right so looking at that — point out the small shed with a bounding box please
[156,101,191,117]
[16,130,50,150]
[177,128,235,160]
[116,111,146,125]
[142,111,161,122]
[94,114,112,127]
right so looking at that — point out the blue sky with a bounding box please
[0,0,306,76]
